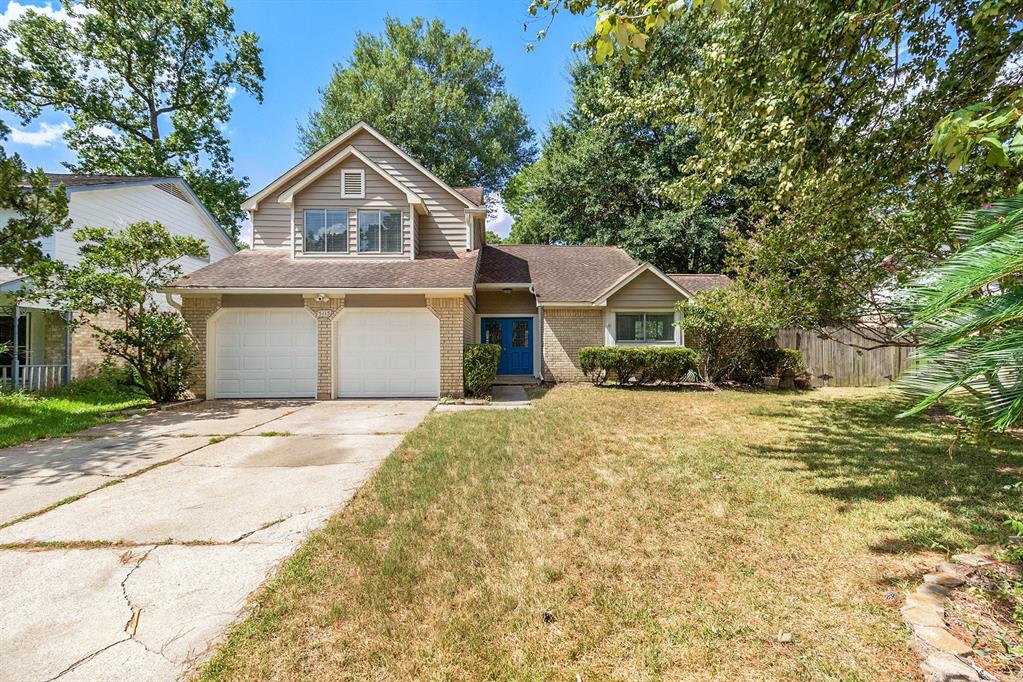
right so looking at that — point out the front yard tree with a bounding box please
[0,123,70,275]
[504,25,761,273]
[40,222,208,403]
[530,0,1023,343]
[0,0,264,238]
[300,17,535,197]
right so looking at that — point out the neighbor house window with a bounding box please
[304,209,348,253]
[616,312,675,343]
[358,209,402,253]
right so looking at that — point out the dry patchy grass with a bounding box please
[199,386,1022,681]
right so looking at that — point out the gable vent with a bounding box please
[341,169,365,199]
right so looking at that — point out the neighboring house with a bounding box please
[166,122,731,400]
[0,175,237,389]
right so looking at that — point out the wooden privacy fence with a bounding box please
[775,327,915,387]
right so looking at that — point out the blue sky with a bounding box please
[0,0,594,241]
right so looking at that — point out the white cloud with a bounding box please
[486,194,513,238]
[89,124,116,138]
[225,85,238,101]
[0,1,70,30]
[10,121,70,147]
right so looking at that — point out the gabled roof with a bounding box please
[242,122,477,212]
[479,245,639,303]
[276,146,426,214]
[454,186,484,206]
[668,273,733,293]
[166,248,478,293]
[0,267,25,289]
[24,174,237,253]
[594,262,694,305]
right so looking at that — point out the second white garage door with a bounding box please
[214,309,317,399]
[338,309,440,398]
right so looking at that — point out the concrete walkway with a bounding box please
[434,385,532,413]
[0,399,433,681]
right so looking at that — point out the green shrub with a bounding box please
[753,346,807,377]
[579,346,698,386]
[463,344,500,396]
[680,288,785,384]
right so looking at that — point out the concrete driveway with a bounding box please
[0,399,433,681]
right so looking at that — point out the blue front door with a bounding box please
[481,317,533,375]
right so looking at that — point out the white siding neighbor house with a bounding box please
[1,175,236,389]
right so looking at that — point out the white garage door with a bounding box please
[338,309,440,398]
[214,309,316,398]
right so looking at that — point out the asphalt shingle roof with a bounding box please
[24,174,178,189]
[168,248,479,290]
[668,273,733,293]
[479,245,638,302]
[453,186,484,205]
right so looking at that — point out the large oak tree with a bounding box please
[300,17,535,198]
[0,0,264,239]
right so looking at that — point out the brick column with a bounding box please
[426,296,467,397]
[180,295,222,399]
[541,308,604,382]
[303,295,345,400]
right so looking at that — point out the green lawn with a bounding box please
[199,386,1022,681]
[0,375,151,448]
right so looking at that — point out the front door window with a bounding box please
[484,320,503,346]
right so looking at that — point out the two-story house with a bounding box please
[167,122,730,399]
[1,175,236,389]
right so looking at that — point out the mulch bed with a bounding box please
[945,557,1023,680]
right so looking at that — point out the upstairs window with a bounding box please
[358,209,402,253]
[616,312,675,343]
[303,209,348,253]
[340,169,365,199]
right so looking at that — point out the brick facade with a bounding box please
[70,310,125,379]
[542,308,604,382]
[42,312,68,365]
[180,295,222,399]
[426,295,471,397]
[303,295,345,400]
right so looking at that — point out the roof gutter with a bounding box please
[162,286,475,296]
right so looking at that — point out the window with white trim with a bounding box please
[615,312,675,343]
[358,209,402,253]
[303,209,348,253]
[340,169,365,199]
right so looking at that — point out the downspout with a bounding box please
[532,285,543,381]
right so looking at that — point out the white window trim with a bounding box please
[357,209,403,255]
[302,208,349,254]
[340,168,365,199]
[604,309,683,347]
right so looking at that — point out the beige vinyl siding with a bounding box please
[476,290,538,315]
[251,201,291,248]
[293,157,410,257]
[220,294,304,308]
[250,128,471,253]
[606,270,685,308]
[344,294,426,308]
[474,216,485,247]
[345,129,469,252]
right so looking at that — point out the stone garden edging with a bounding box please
[902,545,1004,682]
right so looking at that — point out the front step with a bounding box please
[493,375,540,386]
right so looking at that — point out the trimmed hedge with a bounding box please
[463,344,501,396]
[579,346,699,386]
